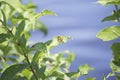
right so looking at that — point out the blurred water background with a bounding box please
[29,0,119,80]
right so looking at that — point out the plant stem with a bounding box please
[114,5,120,22]
[23,52,38,80]
[0,19,14,37]
[1,20,38,80]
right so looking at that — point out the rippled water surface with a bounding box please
[30,0,118,80]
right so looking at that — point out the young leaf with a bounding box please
[78,64,94,75]
[47,36,71,49]
[21,69,32,79]
[30,9,57,31]
[97,26,120,41]
[0,64,29,80]
[35,9,57,19]
[86,77,96,80]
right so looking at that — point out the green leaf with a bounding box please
[2,0,23,12]
[35,9,57,19]
[11,13,28,25]
[30,9,57,31]
[56,77,64,80]
[86,77,96,80]
[97,0,120,5]
[48,36,71,49]
[31,51,44,64]
[24,2,37,10]
[18,34,27,48]
[35,21,48,35]
[110,61,120,73]
[0,33,10,43]
[111,42,120,60]
[102,76,106,80]
[117,76,120,80]
[102,10,120,22]
[38,66,46,79]
[0,64,29,80]
[0,9,6,25]
[97,26,120,41]
[13,76,28,80]
[31,42,47,52]
[66,72,80,79]
[78,64,94,75]
[66,64,94,79]
[67,53,75,63]
[15,20,25,40]
[21,69,32,79]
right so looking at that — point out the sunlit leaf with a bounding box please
[1,0,23,12]
[86,77,96,80]
[97,0,120,5]
[78,64,94,75]
[48,36,71,49]
[21,69,32,79]
[0,64,29,80]
[24,2,37,10]
[97,26,120,41]
[35,9,57,19]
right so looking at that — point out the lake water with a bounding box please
[30,0,119,80]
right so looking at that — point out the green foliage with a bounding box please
[97,0,120,6]
[86,77,96,80]
[0,64,29,80]
[0,0,93,80]
[97,26,120,41]
[97,0,120,79]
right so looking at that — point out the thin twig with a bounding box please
[23,52,38,80]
